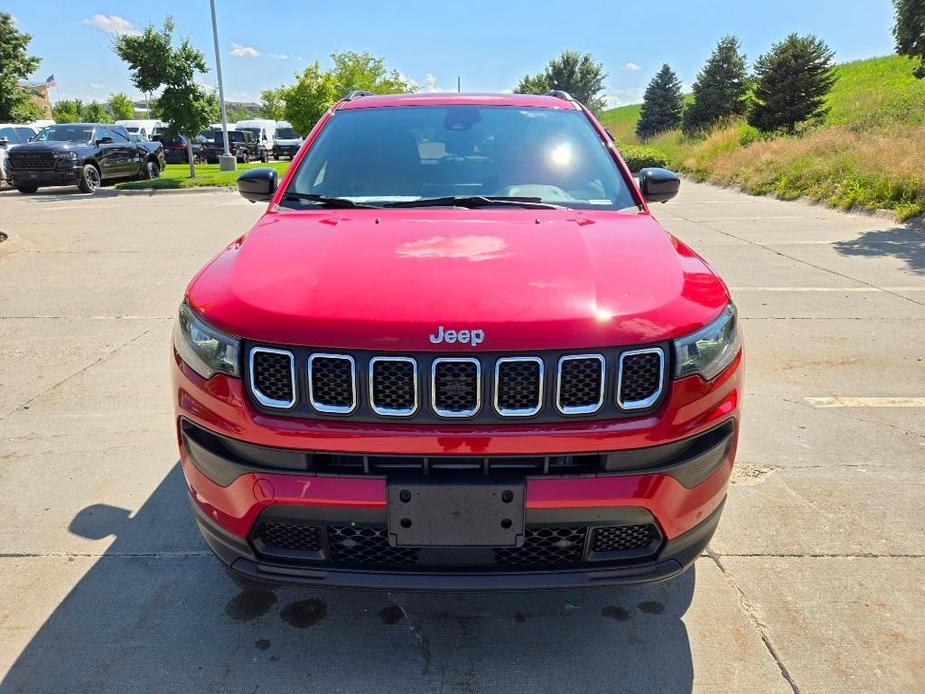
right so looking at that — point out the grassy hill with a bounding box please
[600,55,925,219]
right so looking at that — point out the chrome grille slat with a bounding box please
[308,353,357,414]
[556,354,605,414]
[617,347,665,410]
[369,356,418,416]
[431,357,481,418]
[494,356,544,417]
[248,347,296,409]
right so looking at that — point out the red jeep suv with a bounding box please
[172,91,742,590]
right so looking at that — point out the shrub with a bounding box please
[618,144,671,171]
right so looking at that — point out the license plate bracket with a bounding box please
[387,481,525,547]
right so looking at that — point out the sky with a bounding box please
[10,0,898,108]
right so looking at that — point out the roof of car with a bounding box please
[336,92,581,111]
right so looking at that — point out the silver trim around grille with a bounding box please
[556,354,605,415]
[307,353,357,414]
[616,347,665,410]
[248,347,297,409]
[494,356,544,417]
[369,356,419,417]
[431,357,481,418]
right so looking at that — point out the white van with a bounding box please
[272,121,303,159]
[235,119,275,162]
[114,119,163,140]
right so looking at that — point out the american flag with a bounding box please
[45,74,56,88]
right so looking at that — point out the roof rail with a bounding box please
[546,90,576,102]
[343,90,373,102]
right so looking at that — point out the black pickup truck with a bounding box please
[7,123,166,194]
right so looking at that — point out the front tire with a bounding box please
[260,149,268,163]
[16,184,38,194]
[77,164,101,194]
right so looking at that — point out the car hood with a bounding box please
[187,209,730,351]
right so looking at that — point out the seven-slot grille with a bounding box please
[247,345,666,419]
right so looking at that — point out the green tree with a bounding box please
[748,34,836,134]
[52,99,83,123]
[114,17,213,176]
[636,64,684,140]
[682,35,749,134]
[82,101,112,123]
[259,87,287,120]
[108,92,136,120]
[0,12,43,122]
[893,0,925,78]
[329,50,417,95]
[224,105,254,123]
[283,62,337,136]
[515,50,607,113]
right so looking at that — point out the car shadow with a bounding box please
[833,222,925,273]
[1,464,696,693]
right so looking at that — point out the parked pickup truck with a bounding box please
[8,123,166,194]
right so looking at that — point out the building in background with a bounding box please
[18,81,53,119]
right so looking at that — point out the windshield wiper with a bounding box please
[384,195,565,210]
[281,192,377,208]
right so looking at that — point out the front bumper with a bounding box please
[272,145,299,157]
[10,166,80,187]
[175,349,740,589]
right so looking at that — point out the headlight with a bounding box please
[673,304,741,380]
[55,151,78,160]
[174,302,240,379]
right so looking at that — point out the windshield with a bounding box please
[284,106,639,210]
[238,127,259,135]
[275,127,298,139]
[33,125,94,143]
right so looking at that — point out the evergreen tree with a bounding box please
[682,35,749,134]
[893,0,925,78]
[635,64,683,140]
[748,34,836,134]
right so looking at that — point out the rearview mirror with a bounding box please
[638,167,681,204]
[237,167,278,203]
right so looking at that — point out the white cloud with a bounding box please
[230,43,259,58]
[266,52,288,60]
[623,62,642,72]
[82,14,139,36]
[604,87,645,108]
[422,73,445,93]
[89,82,105,90]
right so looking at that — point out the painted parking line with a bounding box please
[805,397,925,408]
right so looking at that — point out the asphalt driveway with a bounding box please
[0,182,922,692]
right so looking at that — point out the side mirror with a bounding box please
[97,136,114,145]
[0,137,9,148]
[237,167,278,203]
[638,167,681,204]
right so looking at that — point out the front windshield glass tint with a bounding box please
[34,125,94,143]
[285,105,639,210]
[275,127,298,138]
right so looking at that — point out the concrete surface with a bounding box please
[0,182,922,693]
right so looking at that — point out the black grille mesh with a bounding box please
[259,522,321,552]
[494,527,587,566]
[558,358,603,410]
[433,360,479,414]
[310,356,354,409]
[252,351,294,404]
[620,352,662,405]
[326,526,419,566]
[10,150,56,170]
[497,360,541,412]
[591,524,657,552]
[371,359,416,413]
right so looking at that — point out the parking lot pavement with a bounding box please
[0,183,922,693]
